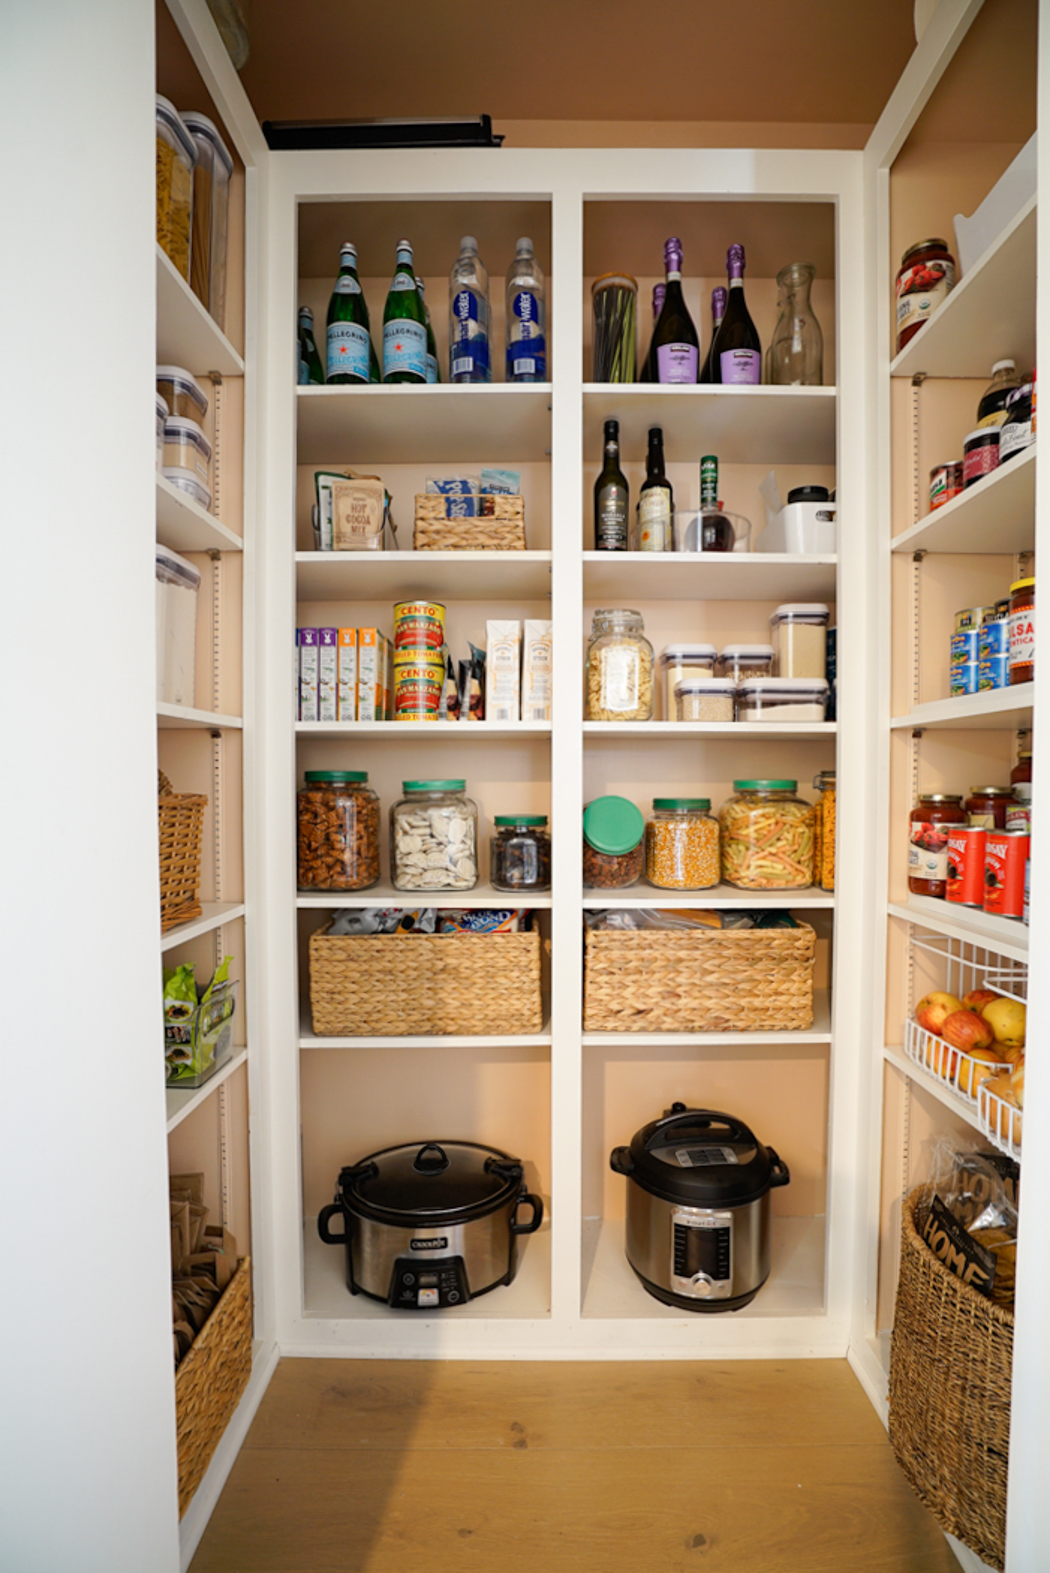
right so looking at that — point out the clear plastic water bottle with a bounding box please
[505,237,546,383]
[449,236,491,383]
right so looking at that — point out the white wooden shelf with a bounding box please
[157,702,242,730]
[301,1017,553,1049]
[156,474,243,555]
[888,899,1028,962]
[296,720,551,738]
[582,885,835,909]
[161,902,246,951]
[296,883,552,909]
[581,1214,826,1320]
[584,720,836,738]
[166,1047,248,1134]
[156,246,244,377]
[582,385,836,465]
[891,447,1035,556]
[296,383,552,464]
[296,550,552,602]
[890,197,1036,380]
[583,989,832,1046]
[882,1045,985,1134]
[582,552,837,602]
[891,682,1034,731]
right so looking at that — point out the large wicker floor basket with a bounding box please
[309,926,543,1036]
[889,1189,1011,1570]
[175,1256,252,1517]
[159,772,206,933]
[583,922,815,1033]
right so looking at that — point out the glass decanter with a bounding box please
[766,262,823,385]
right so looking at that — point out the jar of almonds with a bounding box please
[297,770,380,891]
[391,779,479,891]
[585,609,654,721]
[644,798,720,890]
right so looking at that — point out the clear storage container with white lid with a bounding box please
[161,466,212,513]
[720,644,774,682]
[163,416,212,484]
[155,393,169,470]
[737,676,828,721]
[155,96,196,282]
[770,603,830,678]
[659,643,717,718]
[156,365,209,423]
[181,111,234,329]
[673,676,737,721]
[155,544,201,705]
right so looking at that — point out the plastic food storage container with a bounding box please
[770,603,830,678]
[297,771,380,891]
[585,609,654,721]
[583,796,644,889]
[391,780,479,891]
[161,467,212,513]
[491,816,551,892]
[644,799,720,890]
[719,780,816,889]
[155,544,201,705]
[737,677,828,721]
[156,392,169,470]
[720,644,774,683]
[156,366,209,423]
[155,95,197,282]
[163,416,212,486]
[659,644,717,717]
[181,111,233,328]
[674,677,737,721]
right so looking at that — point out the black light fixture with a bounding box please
[262,116,504,151]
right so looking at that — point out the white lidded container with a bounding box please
[180,111,234,329]
[156,364,209,424]
[770,603,830,679]
[156,544,201,705]
[737,676,829,721]
[163,415,212,486]
[155,392,169,470]
[673,676,737,722]
[161,466,212,513]
[659,643,718,719]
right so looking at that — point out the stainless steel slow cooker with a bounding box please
[610,1104,790,1312]
[317,1139,543,1309]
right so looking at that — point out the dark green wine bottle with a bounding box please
[326,242,374,385]
[382,240,427,384]
[298,306,324,385]
[594,418,629,550]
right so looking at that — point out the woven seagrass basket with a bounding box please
[158,769,206,933]
[889,1188,1011,1571]
[583,922,815,1033]
[414,494,526,551]
[309,926,543,1035]
[175,1256,252,1517]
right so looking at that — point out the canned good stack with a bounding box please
[908,755,1032,923]
[393,600,447,720]
[928,359,1036,513]
[950,578,1035,697]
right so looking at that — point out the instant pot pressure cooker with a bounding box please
[318,1140,543,1309]
[610,1104,789,1312]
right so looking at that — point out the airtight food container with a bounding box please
[659,644,718,718]
[156,544,201,705]
[720,644,774,683]
[155,95,196,282]
[161,466,212,513]
[770,603,830,679]
[181,111,234,329]
[156,365,209,424]
[156,393,169,470]
[737,677,829,722]
[163,416,212,486]
[674,677,737,722]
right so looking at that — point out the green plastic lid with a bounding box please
[583,795,644,855]
[652,798,711,812]
[305,770,368,783]
[402,779,466,792]
[732,779,798,792]
[494,815,549,827]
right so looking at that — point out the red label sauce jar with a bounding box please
[908,793,966,898]
[896,239,956,353]
[1008,577,1035,686]
[962,427,1000,488]
[965,787,1015,829]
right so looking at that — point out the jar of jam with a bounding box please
[908,793,966,898]
[965,787,1014,829]
[895,239,956,354]
[1008,578,1035,686]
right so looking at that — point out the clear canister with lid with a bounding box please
[156,393,168,470]
[770,604,829,679]
[583,796,645,889]
[644,799,720,890]
[491,815,551,892]
[181,111,234,328]
[812,770,836,891]
[585,609,654,721]
[163,416,212,487]
[156,366,209,424]
[297,770,380,891]
[718,779,816,890]
[720,644,774,684]
[674,677,736,722]
[156,95,197,282]
[391,780,479,891]
[659,644,717,717]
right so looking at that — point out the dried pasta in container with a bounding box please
[719,779,816,890]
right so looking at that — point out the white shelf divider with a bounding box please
[888,899,1029,963]
[296,383,552,464]
[891,447,1035,556]
[297,883,552,909]
[296,720,551,739]
[891,682,1034,732]
[157,702,242,730]
[161,901,246,952]
[166,1048,248,1134]
[581,385,836,464]
[584,720,836,738]
[156,475,243,555]
[296,550,552,602]
[156,246,244,377]
[582,552,837,603]
[882,1045,985,1135]
[582,885,835,909]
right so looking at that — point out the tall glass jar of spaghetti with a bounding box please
[908,793,966,898]
[718,780,816,889]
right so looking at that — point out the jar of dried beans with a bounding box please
[644,799,720,890]
[391,780,479,891]
[583,796,644,889]
[297,770,380,891]
[585,609,654,721]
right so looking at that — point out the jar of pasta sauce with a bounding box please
[896,239,956,353]
[1008,578,1035,686]
[965,787,1014,829]
[908,793,966,898]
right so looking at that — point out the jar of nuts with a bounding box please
[644,799,720,890]
[297,770,380,891]
[585,609,654,721]
[583,795,645,888]
[391,779,479,891]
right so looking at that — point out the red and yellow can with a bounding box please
[983,830,1029,919]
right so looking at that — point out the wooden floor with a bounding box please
[190,1358,959,1573]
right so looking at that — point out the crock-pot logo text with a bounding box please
[410,1238,449,1251]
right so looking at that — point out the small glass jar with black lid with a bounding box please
[490,815,551,892]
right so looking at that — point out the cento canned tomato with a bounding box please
[393,600,446,660]
[393,659,444,720]
[946,826,986,909]
[984,830,1030,919]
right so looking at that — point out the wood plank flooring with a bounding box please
[190,1359,959,1573]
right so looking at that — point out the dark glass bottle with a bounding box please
[382,239,427,384]
[711,245,761,385]
[637,426,673,551]
[698,454,733,551]
[325,242,375,385]
[594,418,629,551]
[640,283,666,383]
[699,287,727,384]
[652,237,699,384]
[416,275,440,384]
[298,306,324,385]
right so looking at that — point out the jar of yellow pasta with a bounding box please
[585,609,654,721]
[718,779,816,889]
[156,96,197,282]
[812,769,836,891]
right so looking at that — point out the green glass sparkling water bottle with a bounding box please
[298,306,324,385]
[416,275,440,384]
[382,240,427,384]
[325,242,375,385]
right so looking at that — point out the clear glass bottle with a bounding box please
[505,237,546,382]
[490,815,551,891]
[449,235,491,383]
[644,799,721,890]
[719,779,816,889]
[767,263,823,386]
[391,779,478,891]
[585,609,654,721]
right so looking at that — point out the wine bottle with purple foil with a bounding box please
[698,287,727,384]
[652,238,699,384]
[640,282,667,383]
[711,244,761,385]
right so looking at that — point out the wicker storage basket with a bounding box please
[175,1256,252,1517]
[583,922,816,1033]
[414,494,526,551]
[889,1188,1011,1570]
[309,925,543,1035]
[158,770,206,933]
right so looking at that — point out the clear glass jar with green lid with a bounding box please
[644,798,721,890]
[491,815,551,891]
[583,795,645,888]
[391,779,478,890]
[718,779,816,889]
[297,770,380,891]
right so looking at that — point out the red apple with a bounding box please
[915,992,963,1035]
[962,988,1002,1013]
[941,1008,995,1054]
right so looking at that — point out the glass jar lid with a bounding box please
[402,779,466,792]
[733,779,798,792]
[494,815,548,827]
[652,798,712,812]
[659,644,718,665]
[901,238,951,263]
[583,795,644,855]
[591,607,644,633]
[813,771,836,790]
[305,770,368,783]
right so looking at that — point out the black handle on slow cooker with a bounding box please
[317,1202,346,1244]
[645,1105,755,1149]
[413,1143,450,1174]
[609,1146,634,1176]
[510,1193,544,1234]
[766,1148,791,1188]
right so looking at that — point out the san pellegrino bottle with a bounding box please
[640,283,666,383]
[699,287,727,384]
[637,426,674,551]
[416,275,440,384]
[449,236,491,383]
[712,245,761,385]
[298,306,324,385]
[505,237,546,382]
[326,243,375,384]
[594,418,629,550]
[382,239,427,384]
[652,237,699,384]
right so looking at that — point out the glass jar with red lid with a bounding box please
[908,793,966,898]
[895,239,957,354]
[965,787,1014,829]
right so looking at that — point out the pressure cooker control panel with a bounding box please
[388,1255,469,1310]
[671,1207,733,1300]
